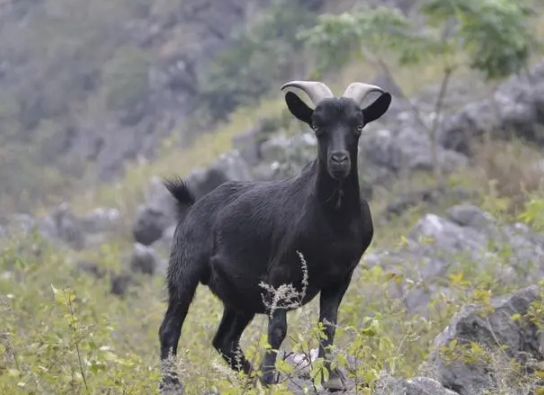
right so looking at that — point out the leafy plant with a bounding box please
[298,0,540,185]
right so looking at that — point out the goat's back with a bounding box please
[169,178,292,268]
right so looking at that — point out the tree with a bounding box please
[298,0,540,185]
[198,0,321,122]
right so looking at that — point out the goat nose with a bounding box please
[331,152,348,163]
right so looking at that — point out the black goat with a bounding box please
[158,80,392,392]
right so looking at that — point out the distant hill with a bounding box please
[0,0,329,212]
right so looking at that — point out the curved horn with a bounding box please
[280,80,334,106]
[342,82,386,106]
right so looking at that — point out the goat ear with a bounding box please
[284,91,313,126]
[362,92,392,124]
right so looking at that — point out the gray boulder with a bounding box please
[185,150,253,198]
[42,203,86,250]
[439,59,544,156]
[429,285,543,395]
[133,150,252,246]
[359,119,468,180]
[133,176,178,246]
[80,207,121,234]
[129,243,166,276]
[257,132,317,180]
[363,205,544,316]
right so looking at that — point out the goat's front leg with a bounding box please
[317,269,354,391]
[259,309,287,386]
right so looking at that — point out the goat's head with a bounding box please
[281,80,391,180]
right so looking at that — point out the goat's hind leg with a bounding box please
[212,306,255,375]
[158,256,203,393]
[158,301,190,394]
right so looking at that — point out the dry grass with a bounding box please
[68,98,287,215]
[470,139,544,213]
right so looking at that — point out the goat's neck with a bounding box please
[313,156,361,213]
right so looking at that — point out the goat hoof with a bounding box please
[159,375,184,395]
[322,377,347,392]
[322,370,347,392]
[259,372,278,387]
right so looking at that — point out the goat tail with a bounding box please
[163,176,196,221]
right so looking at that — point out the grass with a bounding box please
[2,188,544,394]
[3,112,544,393]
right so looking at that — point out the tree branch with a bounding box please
[359,45,432,134]
[429,65,454,183]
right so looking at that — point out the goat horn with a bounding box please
[280,80,334,106]
[342,82,386,106]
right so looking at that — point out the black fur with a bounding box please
[158,87,392,391]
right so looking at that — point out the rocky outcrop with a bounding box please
[0,203,121,251]
[0,0,277,187]
[439,60,544,156]
[277,286,543,395]
[223,59,544,201]
[428,285,543,395]
[363,204,544,317]
[132,177,179,246]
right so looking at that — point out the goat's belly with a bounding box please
[206,244,363,313]
[207,258,269,314]
[206,261,321,314]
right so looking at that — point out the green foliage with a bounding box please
[298,5,436,74]
[518,192,544,232]
[199,0,320,121]
[0,238,162,394]
[2,188,544,394]
[299,0,539,188]
[300,0,539,82]
[421,0,540,81]
[100,46,151,111]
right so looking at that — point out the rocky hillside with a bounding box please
[0,0,328,211]
[2,57,544,291]
[1,1,544,394]
[1,57,544,395]
[0,0,541,215]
